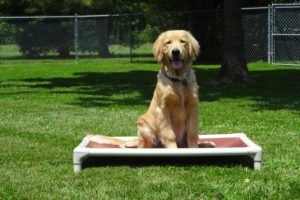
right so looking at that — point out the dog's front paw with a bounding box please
[198,141,216,148]
[124,139,139,148]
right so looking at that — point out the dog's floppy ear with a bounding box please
[186,32,200,60]
[152,32,165,62]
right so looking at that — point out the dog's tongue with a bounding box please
[172,60,183,69]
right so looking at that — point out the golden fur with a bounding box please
[134,30,200,148]
[90,30,208,148]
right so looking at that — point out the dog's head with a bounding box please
[153,30,200,73]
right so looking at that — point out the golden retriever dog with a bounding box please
[88,30,214,148]
[134,30,200,148]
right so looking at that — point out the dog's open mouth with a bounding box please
[171,59,183,69]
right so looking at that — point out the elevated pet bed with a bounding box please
[73,133,262,172]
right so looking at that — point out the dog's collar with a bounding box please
[162,70,188,86]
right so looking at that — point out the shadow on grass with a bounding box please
[197,68,300,112]
[19,68,300,111]
[22,70,157,107]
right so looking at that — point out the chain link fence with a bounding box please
[0,4,299,65]
[0,15,132,60]
[242,7,268,63]
[0,10,223,63]
[269,3,300,65]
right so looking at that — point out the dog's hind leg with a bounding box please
[137,124,156,148]
[135,119,158,148]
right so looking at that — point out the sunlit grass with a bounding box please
[0,59,299,199]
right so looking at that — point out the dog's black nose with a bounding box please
[172,48,180,57]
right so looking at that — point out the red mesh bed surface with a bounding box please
[86,137,248,148]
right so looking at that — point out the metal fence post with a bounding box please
[74,13,79,62]
[268,4,276,65]
[129,15,133,63]
[267,5,272,64]
[271,4,276,65]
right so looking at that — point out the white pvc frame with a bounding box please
[73,133,262,173]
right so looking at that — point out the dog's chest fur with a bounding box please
[165,81,197,124]
[156,69,199,141]
[158,69,198,111]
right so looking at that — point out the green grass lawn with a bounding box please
[0,45,23,58]
[0,58,299,199]
[0,44,152,59]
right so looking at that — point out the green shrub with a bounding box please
[133,24,159,47]
[15,19,74,58]
[0,21,17,45]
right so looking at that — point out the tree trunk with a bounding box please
[58,46,70,58]
[96,19,110,57]
[214,0,255,85]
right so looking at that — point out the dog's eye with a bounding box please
[180,39,186,44]
[165,40,171,45]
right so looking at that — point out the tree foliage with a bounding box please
[1,0,296,16]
